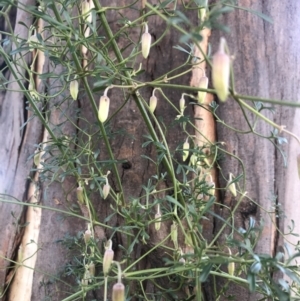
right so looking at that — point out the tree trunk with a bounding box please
[0,1,300,300]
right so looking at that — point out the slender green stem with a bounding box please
[51,1,125,205]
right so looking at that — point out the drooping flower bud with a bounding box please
[84,228,91,245]
[103,239,114,275]
[88,262,95,277]
[171,222,178,249]
[112,282,125,301]
[179,94,185,114]
[149,96,157,113]
[103,183,110,199]
[34,149,41,167]
[27,33,39,51]
[98,88,111,123]
[182,138,189,162]
[149,89,157,113]
[212,37,230,102]
[155,205,161,231]
[227,247,235,276]
[77,186,84,203]
[228,260,235,276]
[227,173,237,197]
[207,181,215,196]
[198,75,208,104]
[103,170,111,200]
[141,24,151,59]
[70,79,79,100]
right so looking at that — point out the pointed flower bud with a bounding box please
[34,149,41,167]
[171,222,178,249]
[154,204,161,231]
[141,24,151,59]
[84,228,92,245]
[103,239,114,275]
[212,37,230,102]
[227,173,237,197]
[98,86,111,123]
[70,78,79,100]
[182,138,189,162]
[112,282,125,301]
[88,262,95,277]
[149,89,157,113]
[77,186,84,203]
[179,94,185,114]
[197,70,209,104]
[228,261,235,276]
[103,170,111,200]
[103,184,110,199]
[27,33,39,51]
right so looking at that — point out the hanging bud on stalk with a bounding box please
[154,204,161,231]
[77,185,84,204]
[212,37,231,102]
[227,247,235,276]
[103,239,114,275]
[112,282,125,301]
[179,94,185,114]
[103,171,111,200]
[182,137,190,162]
[149,89,157,113]
[98,86,111,123]
[70,78,79,100]
[227,173,237,197]
[141,23,151,59]
[171,222,178,249]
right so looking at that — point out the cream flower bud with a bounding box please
[103,241,114,275]
[88,262,95,277]
[112,282,125,301]
[207,181,215,196]
[77,186,84,203]
[142,24,151,59]
[179,94,185,114]
[149,95,157,113]
[198,76,208,104]
[34,149,41,167]
[228,261,235,276]
[27,34,39,51]
[84,229,91,244]
[182,138,189,162]
[98,95,110,123]
[227,173,237,197]
[70,79,79,100]
[171,222,178,249]
[212,37,230,102]
[103,183,110,199]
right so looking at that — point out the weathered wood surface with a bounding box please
[0,0,300,300]
[210,1,300,299]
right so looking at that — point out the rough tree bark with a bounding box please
[0,1,299,301]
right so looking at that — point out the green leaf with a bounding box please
[199,263,213,282]
[165,195,185,211]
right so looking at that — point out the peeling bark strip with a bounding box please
[190,27,216,240]
[8,17,47,301]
